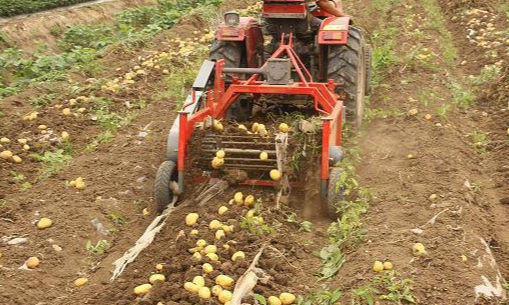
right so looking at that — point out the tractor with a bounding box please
[154,0,371,218]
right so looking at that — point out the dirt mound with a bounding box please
[0,0,156,52]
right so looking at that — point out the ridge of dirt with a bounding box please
[0,0,157,52]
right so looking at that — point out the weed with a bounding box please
[316,244,346,279]
[352,285,379,305]
[450,81,475,110]
[30,149,73,179]
[470,65,502,85]
[85,239,109,255]
[29,93,57,108]
[253,294,267,305]
[373,271,416,303]
[468,130,489,153]
[436,103,451,119]
[239,216,275,235]
[0,199,8,210]
[297,288,343,305]
[107,212,127,225]
[420,0,458,66]
[285,212,312,232]
[364,107,402,121]
[11,171,32,190]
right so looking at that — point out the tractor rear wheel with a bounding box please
[154,160,178,214]
[326,167,345,219]
[209,40,252,121]
[327,27,367,128]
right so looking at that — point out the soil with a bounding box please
[0,0,157,52]
[1,0,509,304]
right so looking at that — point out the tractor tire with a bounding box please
[326,167,345,219]
[209,40,252,121]
[364,44,373,96]
[154,160,177,214]
[327,26,367,128]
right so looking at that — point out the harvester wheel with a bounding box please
[327,26,367,128]
[326,167,345,219]
[154,160,177,214]
[210,40,252,121]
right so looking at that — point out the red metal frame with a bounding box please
[176,34,344,187]
[318,17,351,45]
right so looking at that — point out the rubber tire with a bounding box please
[326,167,346,219]
[327,27,367,129]
[364,44,373,96]
[209,40,252,121]
[154,160,177,214]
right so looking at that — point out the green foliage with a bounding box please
[297,288,342,305]
[285,212,312,232]
[316,244,346,279]
[107,212,127,225]
[59,25,115,51]
[239,216,274,235]
[29,93,57,108]
[253,294,267,305]
[30,149,73,179]
[0,0,92,17]
[352,285,379,305]
[11,171,32,190]
[85,239,109,255]
[373,271,416,303]
[450,81,475,110]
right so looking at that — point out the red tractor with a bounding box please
[154,0,371,217]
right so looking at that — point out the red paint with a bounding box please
[318,17,350,45]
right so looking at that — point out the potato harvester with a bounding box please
[155,0,371,217]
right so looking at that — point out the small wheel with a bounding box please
[326,167,345,219]
[154,160,178,213]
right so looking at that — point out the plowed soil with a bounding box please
[1,0,509,304]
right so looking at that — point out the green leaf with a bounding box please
[253,293,267,305]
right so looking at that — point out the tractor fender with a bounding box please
[317,16,351,45]
[216,17,264,68]
[166,92,204,162]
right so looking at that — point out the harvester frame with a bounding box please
[155,0,371,217]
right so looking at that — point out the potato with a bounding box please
[26,257,40,269]
[429,194,438,201]
[234,192,243,205]
[215,230,225,240]
[213,120,224,132]
[246,209,255,218]
[37,218,53,229]
[149,273,165,284]
[192,275,205,287]
[270,169,282,181]
[259,151,268,161]
[218,206,228,215]
[218,290,233,303]
[74,278,88,287]
[0,150,13,160]
[231,251,245,261]
[412,243,427,257]
[186,213,199,226]
[0,137,10,144]
[209,220,222,230]
[190,229,199,235]
[383,261,393,270]
[17,138,27,144]
[222,225,234,233]
[198,286,211,299]
[251,122,260,132]
[204,245,217,254]
[268,296,282,305]
[202,263,214,274]
[278,123,289,133]
[134,283,152,295]
[38,125,47,130]
[206,253,219,261]
[184,282,199,294]
[193,252,202,261]
[23,145,30,151]
[215,275,234,288]
[244,195,255,207]
[212,157,225,169]
[12,156,22,163]
[373,260,384,272]
[155,263,163,271]
[196,239,207,247]
[61,131,70,140]
[216,150,226,159]
[62,108,72,116]
[238,124,248,131]
[212,284,223,296]
[279,293,296,305]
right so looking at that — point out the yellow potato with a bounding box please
[12,156,22,163]
[259,151,268,161]
[412,243,427,257]
[198,286,211,299]
[186,213,199,226]
[26,257,40,269]
[212,284,223,296]
[193,252,202,261]
[190,229,199,235]
[212,157,225,169]
[209,220,222,230]
[251,122,260,132]
[0,150,13,160]
[231,251,245,261]
[218,206,228,215]
[17,138,27,144]
[37,218,53,229]
[268,296,282,305]
[218,290,233,303]
[62,108,72,116]
[279,292,296,305]
[155,264,163,271]
[204,245,217,254]
[202,263,214,274]
[184,282,199,294]
[134,283,152,295]
[74,278,88,287]
[233,192,243,205]
[215,229,225,240]
[244,195,255,207]
[270,169,282,181]
[0,137,10,144]
[149,273,166,284]
[278,123,289,133]
[206,253,219,261]
[383,261,393,270]
[215,275,234,288]
[373,260,384,272]
[196,239,207,247]
[61,131,70,140]
[192,275,205,287]
[216,150,226,159]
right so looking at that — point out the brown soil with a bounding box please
[0,0,157,52]
[1,0,509,304]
